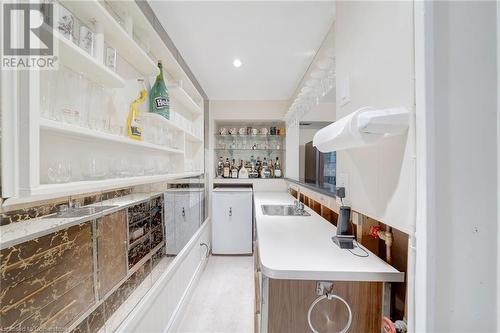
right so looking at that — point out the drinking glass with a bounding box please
[144,160,156,175]
[141,116,153,143]
[110,157,131,178]
[75,74,89,126]
[82,157,108,180]
[88,83,105,131]
[40,70,54,119]
[158,127,167,146]
[157,157,170,174]
[62,108,80,125]
[47,160,72,183]
[52,66,72,121]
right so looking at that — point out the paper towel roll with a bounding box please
[313,107,408,152]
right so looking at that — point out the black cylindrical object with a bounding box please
[336,206,351,235]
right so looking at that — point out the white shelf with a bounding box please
[170,84,203,116]
[60,0,158,78]
[21,172,204,202]
[110,1,202,101]
[56,31,125,88]
[40,118,184,154]
[141,113,203,143]
[185,131,203,143]
[141,112,184,133]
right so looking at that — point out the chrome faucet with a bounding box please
[294,200,305,213]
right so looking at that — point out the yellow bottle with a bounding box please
[127,79,147,140]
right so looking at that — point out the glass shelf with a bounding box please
[215,134,285,139]
[214,148,285,151]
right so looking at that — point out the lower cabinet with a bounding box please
[0,196,168,333]
[266,279,382,333]
[165,190,202,255]
[0,222,95,332]
[254,248,383,333]
[128,202,151,269]
[212,188,253,255]
[97,210,128,298]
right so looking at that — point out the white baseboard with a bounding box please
[117,219,211,332]
[165,253,209,333]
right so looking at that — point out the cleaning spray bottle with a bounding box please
[127,78,147,140]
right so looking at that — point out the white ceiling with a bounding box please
[148,1,335,101]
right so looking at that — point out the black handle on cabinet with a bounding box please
[182,207,186,217]
[229,207,232,217]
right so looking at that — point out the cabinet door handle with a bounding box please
[182,207,185,217]
[229,207,232,217]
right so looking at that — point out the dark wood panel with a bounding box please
[320,205,338,226]
[0,223,93,330]
[0,251,92,322]
[311,200,322,214]
[268,279,382,333]
[97,210,128,298]
[5,276,95,332]
[1,223,92,287]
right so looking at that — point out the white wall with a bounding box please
[209,100,287,121]
[498,1,500,327]
[335,1,415,233]
[424,2,498,332]
[284,122,299,179]
[302,102,336,122]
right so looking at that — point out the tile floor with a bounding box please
[175,256,254,333]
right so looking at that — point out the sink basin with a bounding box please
[261,205,310,216]
[47,205,118,218]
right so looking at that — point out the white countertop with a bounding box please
[0,192,162,250]
[254,192,404,282]
[212,178,287,192]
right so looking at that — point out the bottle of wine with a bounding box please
[149,60,170,119]
[274,157,282,178]
[217,156,224,178]
[223,158,230,178]
[231,159,239,178]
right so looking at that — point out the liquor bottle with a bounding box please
[231,159,238,178]
[274,157,282,178]
[269,160,274,178]
[261,157,271,179]
[238,160,249,178]
[149,60,170,119]
[256,157,262,176]
[127,79,146,140]
[223,158,230,178]
[216,156,224,178]
[249,164,259,178]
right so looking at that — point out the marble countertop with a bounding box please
[254,191,404,282]
[0,192,163,250]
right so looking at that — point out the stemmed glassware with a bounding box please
[47,160,72,183]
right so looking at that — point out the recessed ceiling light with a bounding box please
[233,58,242,68]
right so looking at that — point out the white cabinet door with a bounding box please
[212,189,253,254]
[164,192,176,255]
[175,192,190,254]
[165,190,203,255]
